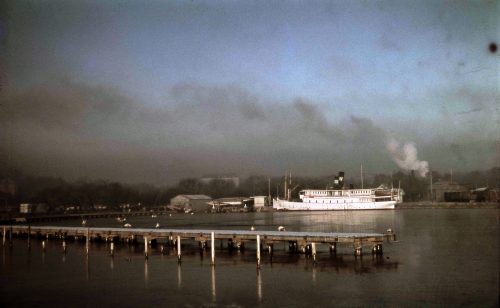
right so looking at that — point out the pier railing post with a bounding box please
[86,227,90,255]
[27,225,31,248]
[312,242,317,263]
[177,235,181,263]
[256,235,261,269]
[330,243,337,255]
[211,232,215,266]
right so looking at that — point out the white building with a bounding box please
[20,203,33,214]
[170,195,212,212]
[251,196,269,208]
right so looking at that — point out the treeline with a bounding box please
[1,167,498,209]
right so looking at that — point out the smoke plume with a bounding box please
[386,137,429,177]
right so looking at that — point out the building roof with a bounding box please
[471,187,488,192]
[215,197,251,202]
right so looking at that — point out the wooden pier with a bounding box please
[1,225,396,266]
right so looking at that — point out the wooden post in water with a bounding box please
[330,243,336,254]
[256,235,261,269]
[63,240,67,253]
[110,242,114,257]
[144,236,148,259]
[211,232,215,266]
[177,235,181,263]
[86,228,90,255]
[311,242,317,263]
[42,240,46,251]
[27,225,31,248]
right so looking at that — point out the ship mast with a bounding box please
[361,164,364,189]
[284,172,287,200]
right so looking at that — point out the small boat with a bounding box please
[123,223,132,228]
[278,226,285,231]
[155,222,160,229]
[250,226,255,231]
[81,219,87,226]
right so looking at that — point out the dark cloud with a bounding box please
[1,80,498,184]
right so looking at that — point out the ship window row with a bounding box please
[307,198,372,203]
[351,190,371,194]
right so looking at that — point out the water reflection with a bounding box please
[257,269,262,303]
[85,254,90,281]
[211,266,216,303]
[144,260,148,287]
[297,210,398,233]
[312,265,317,285]
[177,264,181,289]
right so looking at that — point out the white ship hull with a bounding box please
[273,198,396,210]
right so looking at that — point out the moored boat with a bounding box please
[273,171,403,211]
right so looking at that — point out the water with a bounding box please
[1,209,498,307]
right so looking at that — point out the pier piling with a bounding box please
[86,228,89,255]
[177,235,181,263]
[27,225,31,248]
[330,243,337,254]
[211,232,215,266]
[144,236,148,259]
[63,240,67,253]
[256,235,261,269]
[312,242,317,263]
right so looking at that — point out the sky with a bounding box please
[0,0,498,184]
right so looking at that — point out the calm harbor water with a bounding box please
[1,209,498,307]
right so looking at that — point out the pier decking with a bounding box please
[1,225,396,266]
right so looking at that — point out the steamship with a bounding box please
[273,172,402,211]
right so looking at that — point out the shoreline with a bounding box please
[396,202,499,209]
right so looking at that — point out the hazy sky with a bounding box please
[0,0,498,184]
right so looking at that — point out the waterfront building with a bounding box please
[209,197,253,212]
[170,194,212,212]
[431,181,470,202]
[251,196,269,208]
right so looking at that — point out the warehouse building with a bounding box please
[170,194,212,212]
